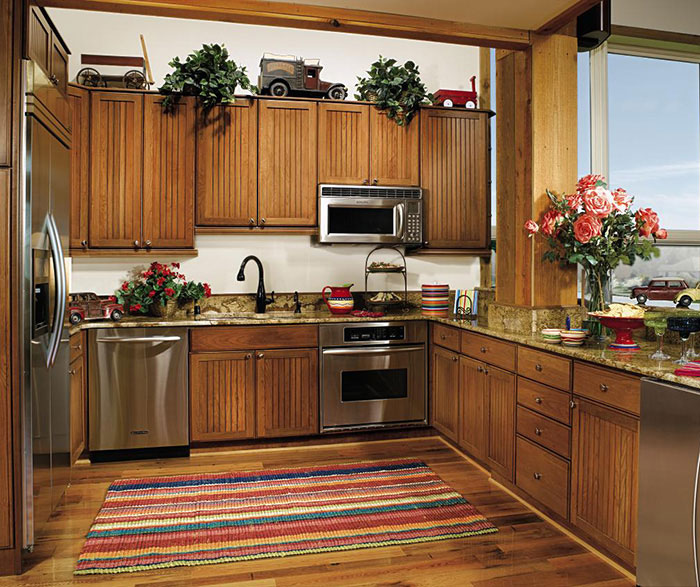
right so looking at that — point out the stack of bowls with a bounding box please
[560,329,587,347]
[541,328,562,344]
[422,284,450,317]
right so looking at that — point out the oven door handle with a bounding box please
[322,345,424,356]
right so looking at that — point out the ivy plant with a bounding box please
[159,43,256,112]
[355,56,433,126]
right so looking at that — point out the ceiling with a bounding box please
[271,0,586,31]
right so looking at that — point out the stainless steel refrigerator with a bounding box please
[20,59,71,551]
[638,378,700,586]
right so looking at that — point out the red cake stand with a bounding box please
[591,314,646,351]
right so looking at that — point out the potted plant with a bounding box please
[115,262,212,318]
[159,43,257,112]
[524,175,667,333]
[355,56,433,126]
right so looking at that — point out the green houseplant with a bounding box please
[355,56,433,126]
[159,43,256,112]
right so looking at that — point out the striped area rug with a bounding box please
[75,458,498,575]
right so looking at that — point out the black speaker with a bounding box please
[577,0,611,52]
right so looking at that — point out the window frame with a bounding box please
[589,39,700,244]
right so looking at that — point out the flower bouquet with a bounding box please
[524,174,666,335]
[115,262,212,318]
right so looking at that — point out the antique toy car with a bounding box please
[68,292,124,325]
[630,277,690,304]
[258,53,347,100]
[674,282,700,307]
[433,76,478,108]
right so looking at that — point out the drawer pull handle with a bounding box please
[440,334,446,340]
[483,368,489,375]
[451,356,458,362]
[533,473,542,480]
[534,397,543,404]
[480,346,487,353]
[257,353,265,359]
[477,366,483,373]
[535,364,543,372]
[535,427,542,436]
[599,383,608,392]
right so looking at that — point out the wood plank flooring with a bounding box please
[2,438,634,586]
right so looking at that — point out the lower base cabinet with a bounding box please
[486,366,516,481]
[69,332,86,464]
[431,345,460,441]
[189,343,318,442]
[458,356,486,461]
[571,397,639,567]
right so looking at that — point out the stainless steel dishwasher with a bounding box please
[88,327,189,457]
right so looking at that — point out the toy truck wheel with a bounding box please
[110,309,123,321]
[678,295,693,308]
[465,100,477,109]
[443,99,454,107]
[636,293,648,304]
[327,86,347,100]
[269,81,289,97]
[69,313,83,325]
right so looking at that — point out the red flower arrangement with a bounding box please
[115,261,212,315]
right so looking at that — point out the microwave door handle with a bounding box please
[396,203,406,240]
[45,214,66,368]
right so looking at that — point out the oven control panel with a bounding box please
[344,326,405,343]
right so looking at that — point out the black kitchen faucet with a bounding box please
[237,255,274,314]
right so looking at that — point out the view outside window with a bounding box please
[578,52,591,178]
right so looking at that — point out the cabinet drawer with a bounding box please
[190,325,319,352]
[432,323,460,352]
[461,332,516,372]
[70,332,84,363]
[518,347,571,391]
[573,362,640,416]
[517,377,571,425]
[516,436,570,519]
[517,406,570,459]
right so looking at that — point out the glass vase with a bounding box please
[583,267,613,340]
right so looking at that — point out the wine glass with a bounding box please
[667,316,700,365]
[644,311,670,361]
[688,333,700,360]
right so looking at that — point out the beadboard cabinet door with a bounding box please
[369,108,419,187]
[142,95,195,248]
[318,102,370,185]
[89,91,143,248]
[190,352,256,442]
[258,99,317,226]
[196,100,258,226]
[431,345,460,442]
[459,356,487,461]
[420,108,490,250]
[69,85,90,250]
[255,348,318,438]
[486,365,516,481]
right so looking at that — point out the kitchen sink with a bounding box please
[198,312,302,321]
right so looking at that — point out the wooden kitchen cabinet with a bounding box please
[196,100,258,226]
[458,356,486,461]
[486,365,516,481]
[318,103,419,186]
[189,351,256,442]
[431,345,460,441]
[258,99,317,226]
[27,6,51,80]
[571,397,638,567]
[69,85,89,250]
[89,91,143,248]
[69,333,86,464]
[142,94,195,248]
[255,348,318,438]
[420,108,491,250]
[0,0,13,167]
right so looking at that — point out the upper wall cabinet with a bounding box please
[86,90,195,251]
[196,100,258,227]
[318,103,419,187]
[258,99,317,226]
[420,108,491,251]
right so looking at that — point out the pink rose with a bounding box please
[583,186,614,217]
[524,220,539,236]
[573,213,602,244]
[576,174,605,195]
[611,188,632,212]
[655,228,668,240]
[636,208,660,237]
[565,193,583,212]
[541,210,565,237]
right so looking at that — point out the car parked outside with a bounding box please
[630,278,690,304]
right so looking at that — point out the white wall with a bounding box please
[48,8,481,296]
[612,0,700,36]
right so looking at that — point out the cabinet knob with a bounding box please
[144,240,152,247]
[477,366,483,373]
[260,218,266,224]
[80,239,88,248]
[245,353,252,360]
[372,178,378,185]
[71,344,82,351]
[534,397,543,404]
[50,74,58,85]
[599,383,608,392]
[483,368,489,375]
[451,355,458,362]
[535,364,543,372]
[570,399,577,409]
[257,353,265,359]
[535,427,542,436]
[440,334,446,340]
[133,240,140,248]
[533,473,542,481]
[362,179,369,185]
[480,346,487,353]
[249,218,255,225]
[68,369,76,375]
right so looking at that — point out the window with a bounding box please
[307,69,317,78]
[578,51,591,178]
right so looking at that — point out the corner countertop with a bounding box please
[72,310,700,391]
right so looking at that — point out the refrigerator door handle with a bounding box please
[45,213,66,368]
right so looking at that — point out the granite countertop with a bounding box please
[72,310,700,391]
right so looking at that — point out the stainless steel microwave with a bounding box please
[318,184,422,244]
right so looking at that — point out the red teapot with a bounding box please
[322,284,354,314]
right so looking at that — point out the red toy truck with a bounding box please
[68,292,124,325]
[434,76,478,108]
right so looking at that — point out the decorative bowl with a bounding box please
[541,328,561,343]
[590,315,646,351]
[560,329,587,347]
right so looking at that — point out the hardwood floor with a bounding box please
[3,437,633,586]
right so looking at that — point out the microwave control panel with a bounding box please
[405,200,422,244]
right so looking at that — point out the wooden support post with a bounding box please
[495,33,578,309]
[478,46,493,290]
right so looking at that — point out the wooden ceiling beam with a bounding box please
[39,0,531,49]
[536,0,600,35]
